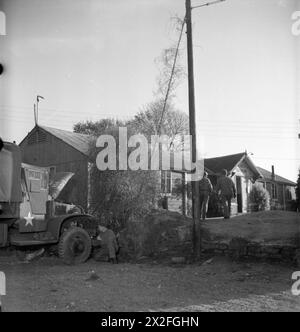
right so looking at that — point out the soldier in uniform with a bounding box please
[199,171,213,220]
[215,169,237,219]
[96,224,119,264]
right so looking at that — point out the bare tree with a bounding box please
[128,100,189,151]
[154,15,186,100]
[129,16,188,150]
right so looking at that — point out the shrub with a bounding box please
[249,183,270,212]
[88,134,160,232]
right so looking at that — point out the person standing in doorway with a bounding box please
[199,171,213,220]
[215,169,237,219]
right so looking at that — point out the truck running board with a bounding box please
[10,232,57,247]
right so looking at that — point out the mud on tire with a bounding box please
[58,227,92,265]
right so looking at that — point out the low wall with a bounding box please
[202,238,300,264]
[118,211,300,266]
[118,210,193,260]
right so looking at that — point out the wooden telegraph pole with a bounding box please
[185,0,226,259]
[186,0,201,259]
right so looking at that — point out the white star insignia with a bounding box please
[25,212,34,227]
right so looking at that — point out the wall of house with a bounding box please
[168,166,253,217]
[163,161,265,218]
[262,181,296,211]
[19,128,89,210]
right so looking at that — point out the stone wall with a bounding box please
[118,210,193,260]
[202,237,299,263]
[118,210,300,266]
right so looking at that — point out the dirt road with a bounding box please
[0,254,299,312]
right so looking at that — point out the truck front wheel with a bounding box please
[58,227,92,265]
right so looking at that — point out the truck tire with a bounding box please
[58,227,92,265]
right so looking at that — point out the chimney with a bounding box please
[271,165,275,181]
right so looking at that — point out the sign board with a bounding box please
[0,272,6,296]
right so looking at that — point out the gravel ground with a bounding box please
[0,254,299,312]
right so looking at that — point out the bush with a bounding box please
[249,183,270,212]
[74,120,161,232]
[289,200,298,212]
[89,165,159,232]
[88,134,160,232]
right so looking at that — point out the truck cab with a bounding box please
[0,139,98,264]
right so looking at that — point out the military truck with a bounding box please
[0,138,98,264]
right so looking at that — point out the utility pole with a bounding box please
[185,0,226,259]
[186,0,201,259]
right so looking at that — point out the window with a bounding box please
[27,168,48,190]
[161,171,172,194]
[41,171,49,190]
[271,183,278,199]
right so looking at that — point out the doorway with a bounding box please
[236,176,243,213]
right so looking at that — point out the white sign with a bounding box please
[0,271,5,296]
[0,11,6,36]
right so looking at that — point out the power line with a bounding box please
[201,133,299,140]
[192,0,226,10]
[157,16,186,135]
[198,120,298,127]
[0,105,110,118]
[0,105,298,128]
[254,157,300,161]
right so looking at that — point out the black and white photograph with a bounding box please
[0,0,300,315]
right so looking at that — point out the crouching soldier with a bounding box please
[199,171,213,220]
[96,225,119,264]
[215,169,236,219]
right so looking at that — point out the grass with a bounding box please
[202,211,300,246]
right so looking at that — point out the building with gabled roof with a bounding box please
[19,125,93,210]
[19,125,297,216]
[168,153,296,216]
[256,166,296,210]
[167,152,262,216]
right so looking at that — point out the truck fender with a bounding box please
[46,214,97,242]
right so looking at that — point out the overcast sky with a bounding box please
[0,0,299,180]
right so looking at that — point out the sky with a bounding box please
[0,0,299,181]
